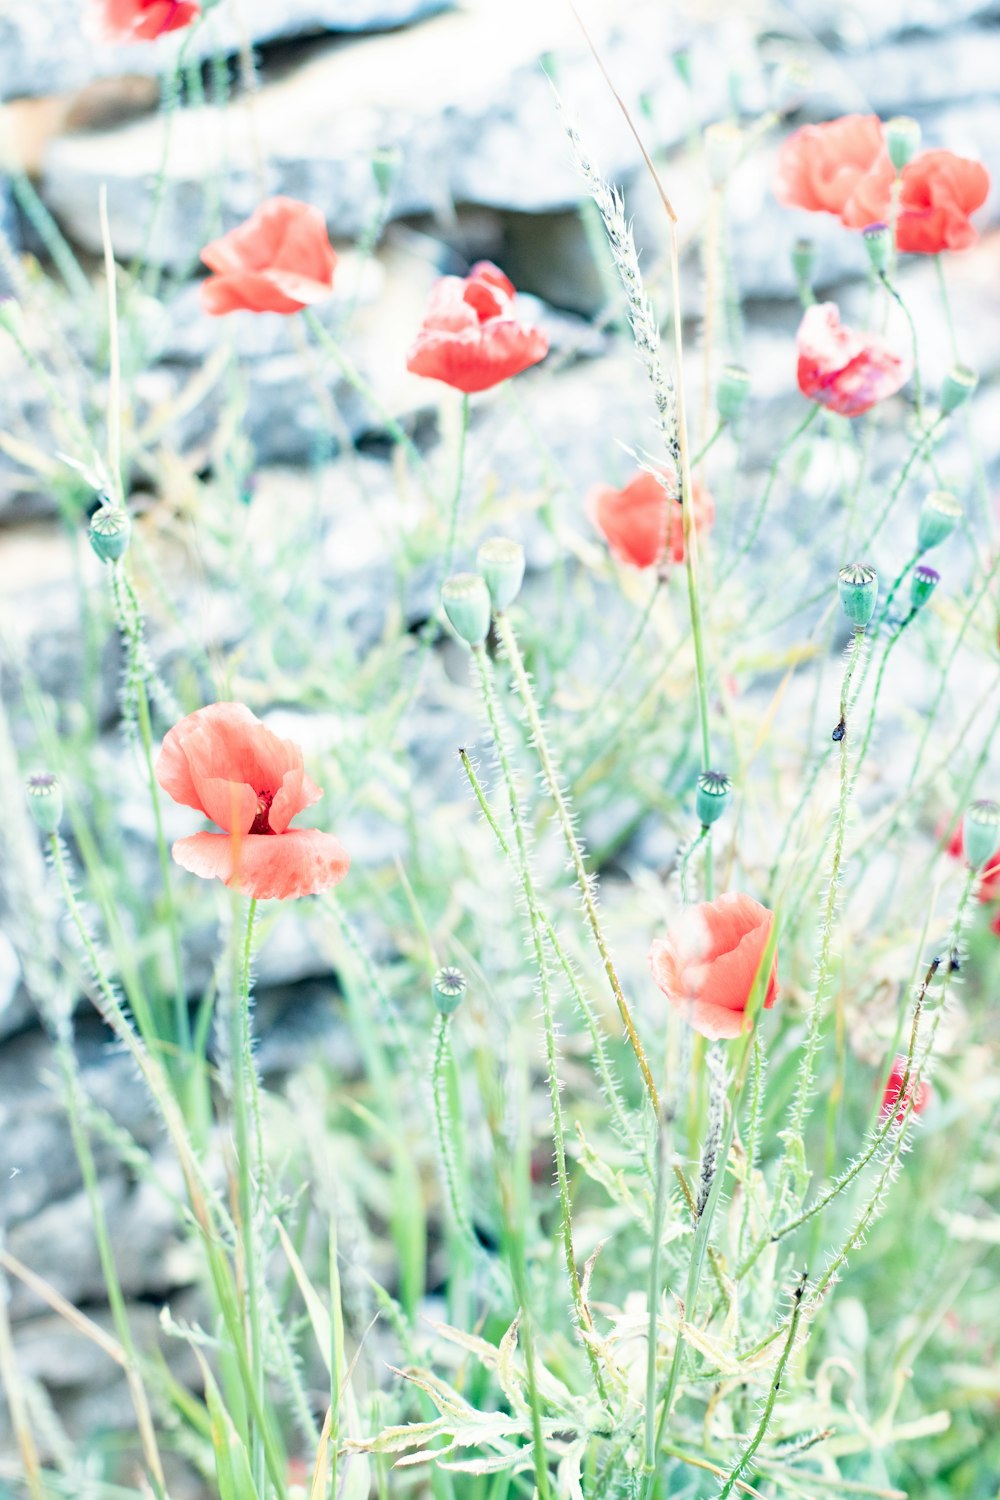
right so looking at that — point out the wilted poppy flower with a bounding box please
[405,262,548,394]
[880,1056,931,1125]
[588,468,714,570]
[774,114,887,221]
[90,0,201,40]
[200,198,337,316]
[796,302,911,417]
[649,892,778,1041]
[155,703,349,900]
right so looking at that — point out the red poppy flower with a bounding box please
[91,0,201,40]
[155,703,349,900]
[880,1056,931,1125]
[941,814,1000,901]
[796,302,911,417]
[649,892,778,1041]
[587,468,714,570]
[200,198,337,316]
[774,114,887,221]
[896,151,990,253]
[405,262,548,393]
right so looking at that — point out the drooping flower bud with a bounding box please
[433,965,467,1015]
[909,564,940,613]
[964,799,1000,870]
[704,123,742,187]
[886,115,921,172]
[477,537,525,613]
[441,574,491,646]
[89,506,131,564]
[939,363,978,417]
[696,770,733,828]
[716,365,751,424]
[862,222,891,274]
[26,772,63,833]
[917,490,961,552]
[838,563,878,627]
[791,237,815,289]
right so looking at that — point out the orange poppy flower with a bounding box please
[587,468,714,570]
[91,0,201,40]
[796,302,911,417]
[200,198,337,316]
[774,114,887,221]
[649,892,778,1041]
[155,703,349,900]
[405,262,548,393]
[846,148,989,253]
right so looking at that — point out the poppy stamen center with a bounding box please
[250,790,275,835]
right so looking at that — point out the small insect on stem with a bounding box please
[831,717,846,742]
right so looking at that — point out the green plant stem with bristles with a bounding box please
[494,609,660,1113]
[232,895,266,1492]
[431,1011,476,1245]
[851,618,911,787]
[721,403,819,583]
[679,826,709,903]
[775,625,866,1217]
[571,577,660,753]
[717,1273,808,1499]
[693,420,726,468]
[472,644,609,1404]
[643,1110,669,1476]
[879,271,923,423]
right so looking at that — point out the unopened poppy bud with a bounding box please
[672,48,692,87]
[716,365,751,423]
[886,115,921,172]
[704,123,742,187]
[89,507,131,564]
[696,770,733,828]
[910,564,940,612]
[477,537,525,612]
[838,563,878,627]
[371,145,402,196]
[917,490,961,552]
[791,237,815,288]
[940,363,977,416]
[863,222,892,274]
[26,772,62,833]
[964,799,1000,870]
[441,573,491,646]
[433,965,467,1015]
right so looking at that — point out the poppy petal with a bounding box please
[172,829,350,900]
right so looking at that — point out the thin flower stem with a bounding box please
[934,253,959,361]
[720,404,819,584]
[643,1110,669,1474]
[494,609,660,1112]
[0,1263,46,1500]
[717,1272,808,1499]
[431,1012,476,1245]
[472,647,608,1404]
[878,271,922,424]
[571,577,660,752]
[851,619,910,788]
[232,896,266,1491]
[857,416,944,555]
[775,627,866,1216]
[693,420,726,469]
[679,826,709,903]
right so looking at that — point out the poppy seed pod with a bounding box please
[838,563,878,627]
[371,145,402,196]
[917,490,961,552]
[433,965,467,1016]
[716,365,751,423]
[862,222,891,274]
[89,506,131,564]
[886,116,921,172]
[696,770,733,828]
[940,363,978,417]
[910,564,940,613]
[441,574,492,646]
[26,772,62,833]
[964,799,1000,870]
[791,237,816,288]
[477,537,525,613]
[704,123,743,187]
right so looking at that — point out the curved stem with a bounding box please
[721,404,819,583]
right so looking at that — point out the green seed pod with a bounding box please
[838,563,878,627]
[964,799,1000,870]
[862,222,891,274]
[696,770,733,828]
[433,965,467,1016]
[940,363,978,417]
[26,772,62,833]
[477,537,525,613]
[441,573,491,646]
[909,564,940,613]
[704,123,742,187]
[371,145,403,196]
[791,237,815,289]
[89,507,131,564]
[886,115,921,172]
[917,490,961,553]
[716,364,751,424]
